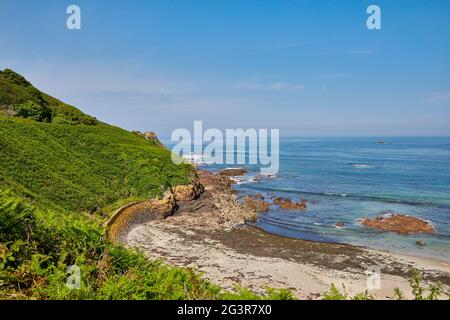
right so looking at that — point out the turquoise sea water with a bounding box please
[165,137,450,262]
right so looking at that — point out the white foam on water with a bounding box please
[351,163,376,169]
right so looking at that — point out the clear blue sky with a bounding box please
[1,0,449,137]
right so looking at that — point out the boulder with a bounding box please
[360,214,434,235]
[416,240,426,247]
[172,182,204,201]
[218,168,247,177]
[198,170,233,193]
[143,131,165,147]
[244,195,270,213]
[273,197,307,210]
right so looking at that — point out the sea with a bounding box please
[163,137,450,263]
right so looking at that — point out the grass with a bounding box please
[0,116,193,214]
[0,68,194,215]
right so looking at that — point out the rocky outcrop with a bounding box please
[172,172,205,201]
[273,197,307,210]
[335,222,345,228]
[107,168,260,240]
[164,170,258,231]
[360,214,435,235]
[107,191,177,242]
[198,170,233,193]
[244,195,271,213]
[172,184,203,201]
[132,130,165,148]
[218,168,247,177]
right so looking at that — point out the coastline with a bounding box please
[118,168,450,299]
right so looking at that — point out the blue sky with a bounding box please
[1,0,449,137]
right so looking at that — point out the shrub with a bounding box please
[220,287,295,300]
[322,284,347,300]
[408,269,443,300]
[15,101,52,122]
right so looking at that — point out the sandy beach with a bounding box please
[118,169,450,300]
[126,217,449,300]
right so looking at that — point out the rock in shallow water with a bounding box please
[416,240,426,247]
[218,168,247,177]
[360,214,434,235]
[273,197,307,210]
[244,195,271,213]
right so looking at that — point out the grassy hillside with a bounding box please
[0,69,192,215]
[0,116,192,214]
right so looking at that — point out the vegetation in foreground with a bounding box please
[0,190,296,300]
[322,269,448,300]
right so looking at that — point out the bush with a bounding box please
[405,269,443,300]
[15,101,52,122]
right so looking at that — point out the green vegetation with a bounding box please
[221,287,295,300]
[0,190,220,299]
[394,269,445,300]
[0,115,193,214]
[15,101,52,123]
[322,284,374,300]
[323,270,447,300]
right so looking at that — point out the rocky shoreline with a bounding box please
[112,167,450,299]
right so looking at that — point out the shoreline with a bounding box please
[231,172,449,265]
[250,221,450,267]
[119,168,450,299]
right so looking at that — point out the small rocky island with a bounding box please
[360,214,435,235]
